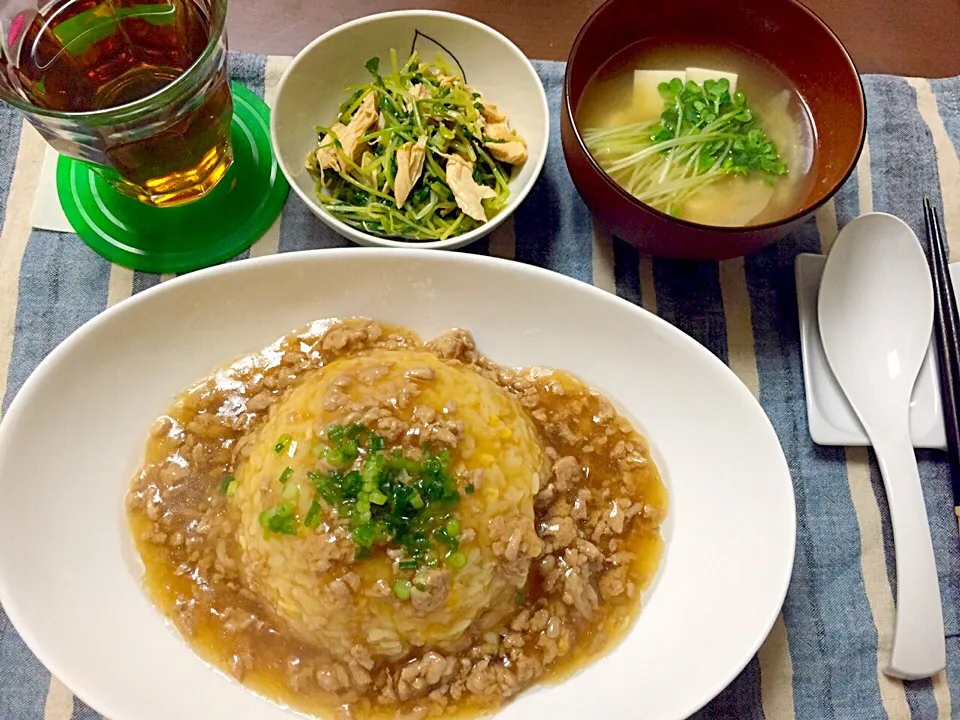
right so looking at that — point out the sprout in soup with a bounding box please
[576,40,816,227]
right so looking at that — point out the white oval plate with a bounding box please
[0,250,795,720]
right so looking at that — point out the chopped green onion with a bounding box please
[274,434,292,454]
[325,441,359,468]
[393,579,412,600]
[304,498,322,528]
[353,522,377,547]
[433,526,458,551]
[279,467,293,484]
[464,483,475,495]
[293,422,468,567]
[514,589,525,604]
[345,423,366,439]
[386,451,422,473]
[361,452,386,487]
[218,473,235,495]
[447,551,467,569]
[341,471,363,498]
[259,502,298,536]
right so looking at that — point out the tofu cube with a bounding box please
[633,69,686,120]
[685,67,739,95]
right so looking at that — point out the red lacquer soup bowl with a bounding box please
[561,0,866,260]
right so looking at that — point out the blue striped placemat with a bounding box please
[0,51,958,720]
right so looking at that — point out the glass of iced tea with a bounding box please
[0,0,232,207]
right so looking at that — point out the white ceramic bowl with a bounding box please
[271,11,550,250]
[0,250,795,720]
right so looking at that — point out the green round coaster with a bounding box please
[57,82,288,274]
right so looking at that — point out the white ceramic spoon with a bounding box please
[818,212,945,680]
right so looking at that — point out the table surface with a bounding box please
[228,0,960,78]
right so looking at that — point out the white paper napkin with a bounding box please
[30,145,74,233]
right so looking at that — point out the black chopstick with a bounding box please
[924,196,960,534]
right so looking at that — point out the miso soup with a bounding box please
[576,38,816,227]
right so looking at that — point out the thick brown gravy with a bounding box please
[126,319,667,719]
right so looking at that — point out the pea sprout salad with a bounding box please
[305,50,528,242]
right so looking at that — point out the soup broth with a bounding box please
[576,37,817,227]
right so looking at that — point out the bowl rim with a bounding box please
[562,0,868,235]
[270,9,550,250]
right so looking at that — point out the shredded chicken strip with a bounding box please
[405,83,431,113]
[479,100,507,124]
[311,92,379,172]
[394,136,428,208]
[309,121,347,172]
[410,83,431,100]
[484,122,527,165]
[445,154,496,222]
[426,66,458,87]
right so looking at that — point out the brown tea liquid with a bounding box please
[8,0,232,206]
